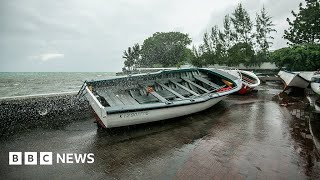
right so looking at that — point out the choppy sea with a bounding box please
[0,72,116,98]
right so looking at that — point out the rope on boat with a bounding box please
[146,86,154,93]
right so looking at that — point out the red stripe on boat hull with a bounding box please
[238,84,253,95]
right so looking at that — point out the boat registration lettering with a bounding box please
[119,111,148,118]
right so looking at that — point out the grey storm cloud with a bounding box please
[0,0,302,72]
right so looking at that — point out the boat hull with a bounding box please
[101,96,225,128]
[311,74,320,96]
[298,71,315,82]
[238,84,253,95]
[311,82,320,96]
[278,70,309,89]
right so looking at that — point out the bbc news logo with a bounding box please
[9,152,94,165]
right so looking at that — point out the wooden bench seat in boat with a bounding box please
[156,81,190,99]
[135,95,159,104]
[173,88,191,96]
[134,84,173,104]
[170,79,200,96]
[129,90,158,104]
[116,92,139,105]
[193,75,220,89]
[96,89,124,106]
[156,90,176,99]
[96,89,139,106]
[131,91,174,104]
[161,81,193,96]
[181,77,210,93]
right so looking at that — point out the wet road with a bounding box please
[0,83,319,179]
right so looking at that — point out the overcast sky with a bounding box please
[0,0,302,72]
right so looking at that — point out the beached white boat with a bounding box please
[278,70,309,89]
[298,71,316,82]
[217,69,260,94]
[311,74,320,96]
[77,68,242,128]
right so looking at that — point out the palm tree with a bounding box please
[122,43,140,71]
[123,47,134,70]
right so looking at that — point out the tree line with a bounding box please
[122,0,320,71]
[271,0,320,71]
[122,32,192,70]
[191,4,276,67]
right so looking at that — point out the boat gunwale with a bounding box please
[86,68,239,86]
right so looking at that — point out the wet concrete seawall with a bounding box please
[0,93,91,137]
